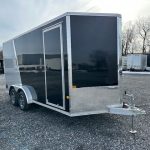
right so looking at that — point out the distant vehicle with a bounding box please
[3,12,144,122]
[127,54,147,71]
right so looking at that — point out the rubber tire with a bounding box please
[9,88,18,106]
[18,91,29,111]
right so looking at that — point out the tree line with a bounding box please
[122,16,150,56]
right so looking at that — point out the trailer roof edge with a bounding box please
[66,12,121,18]
[3,12,121,44]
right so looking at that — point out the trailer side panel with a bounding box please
[71,16,118,87]
[12,17,69,110]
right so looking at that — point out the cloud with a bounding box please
[0,0,92,46]
[0,0,150,47]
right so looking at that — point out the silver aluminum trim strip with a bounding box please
[42,23,65,110]
[66,15,72,103]
[46,102,65,110]
[117,17,122,65]
[42,31,47,108]
[66,12,121,17]
[32,100,70,116]
[70,110,107,117]
[60,24,66,109]
[43,24,61,33]
[43,21,63,32]
[12,40,22,86]
[117,17,122,77]
[117,17,122,103]
[12,40,19,66]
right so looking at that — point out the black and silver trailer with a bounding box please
[3,12,145,120]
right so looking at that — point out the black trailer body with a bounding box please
[3,12,123,116]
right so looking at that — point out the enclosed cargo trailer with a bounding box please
[127,54,147,71]
[3,12,145,119]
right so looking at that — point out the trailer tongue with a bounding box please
[108,104,145,116]
[108,93,146,133]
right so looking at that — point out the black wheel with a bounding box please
[18,91,29,111]
[9,88,18,106]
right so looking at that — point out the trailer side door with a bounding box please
[43,24,65,110]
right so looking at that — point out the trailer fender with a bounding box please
[10,85,37,104]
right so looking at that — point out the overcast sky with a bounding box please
[0,0,150,47]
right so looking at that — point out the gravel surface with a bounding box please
[0,74,150,150]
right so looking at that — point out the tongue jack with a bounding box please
[130,115,137,134]
[124,92,137,134]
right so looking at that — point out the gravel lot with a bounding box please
[0,74,150,150]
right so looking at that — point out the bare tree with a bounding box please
[136,17,150,54]
[122,22,135,55]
